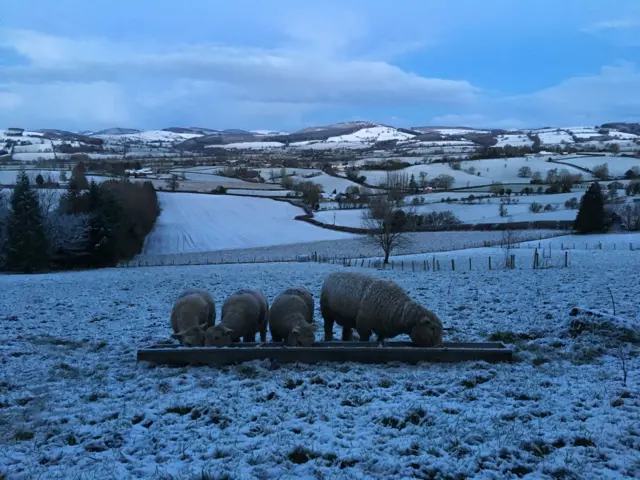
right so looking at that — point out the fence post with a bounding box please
[469,258,472,271]
[412,261,415,272]
[436,260,440,271]
[511,254,515,269]
[424,260,427,271]
[488,257,492,270]
[401,261,404,271]
[451,259,455,271]
[564,251,568,268]
[368,260,371,267]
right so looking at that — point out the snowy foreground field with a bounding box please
[1,244,639,479]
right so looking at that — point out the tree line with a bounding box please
[0,165,161,273]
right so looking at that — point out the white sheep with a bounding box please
[205,289,268,346]
[320,271,375,341]
[178,288,216,326]
[171,291,215,347]
[281,286,314,322]
[268,289,317,346]
[320,271,443,346]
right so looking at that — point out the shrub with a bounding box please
[529,202,543,213]
[564,197,579,209]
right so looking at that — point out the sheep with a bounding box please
[178,288,216,326]
[268,290,317,346]
[320,271,443,346]
[171,291,215,347]
[281,286,314,322]
[205,289,268,346]
[320,271,375,341]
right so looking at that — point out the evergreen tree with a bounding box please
[4,170,49,273]
[574,182,608,234]
[87,186,123,266]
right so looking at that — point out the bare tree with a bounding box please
[501,221,520,268]
[361,194,414,264]
[37,188,60,215]
[616,204,640,231]
[165,174,180,192]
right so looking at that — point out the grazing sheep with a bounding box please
[268,291,317,346]
[321,271,443,346]
[281,286,314,322]
[205,289,268,346]
[178,288,216,327]
[171,292,213,347]
[320,271,375,341]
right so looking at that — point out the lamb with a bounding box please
[320,271,443,346]
[171,290,216,347]
[268,289,317,346]
[281,286,314,322]
[178,288,216,326]
[205,289,268,346]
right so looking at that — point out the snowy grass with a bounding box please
[555,156,640,177]
[314,201,577,227]
[141,193,355,255]
[1,249,639,479]
[132,230,564,266]
[460,156,595,184]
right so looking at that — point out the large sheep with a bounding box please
[178,288,216,326]
[171,291,215,347]
[320,271,443,346]
[205,289,268,346]
[320,271,375,341]
[268,289,317,346]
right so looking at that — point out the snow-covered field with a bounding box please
[555,156,640,177]
[353,164,486,188]
[0,169,111,185]
[94,130,202,144]
[141,193,355,255]
[495,134,533,147]
[459,156,594,184]
[1,242,639,479]
[314,200,578,228]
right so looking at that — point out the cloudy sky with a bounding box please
[1,0,639,132]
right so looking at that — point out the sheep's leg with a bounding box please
[342,327,353,341]
[243,333,256,342]
[259,324,267,343]
[323,318,335,341]
[358,329,372,341]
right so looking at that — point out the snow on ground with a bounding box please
[538,130,575,145]
[495,134,534,147]
[556,156,640,177]
[0,169,110,185]
[326,126,415,144]
[350,156,424,167]
[1,247,639,479]
[227,189,294,197]
[215,142,285,150]
[459,156,595,184]
[354,164,487,188]
[314,201,577,228]
[94,130,203,143]
[141,192,355,255]
[255,168,368,194]
[518,232,640,250]
[132,230,563,265]
[432,128,490,135]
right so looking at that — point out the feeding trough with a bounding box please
[136,341,512,366]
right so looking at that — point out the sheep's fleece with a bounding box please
[170,292,212,346]
[281,286,314,322]
[205,289,268,345]
[320,271,443,346]
[178,288,216,326]
[268,291,317,346]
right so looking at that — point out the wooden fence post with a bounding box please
[489,257,492,270]
[564,251,568,268]
[412,261,415,272]
[469,258,472,271]
[451,259,455,271]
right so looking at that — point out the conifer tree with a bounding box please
[574,182,608,234]
[4,170,49,272]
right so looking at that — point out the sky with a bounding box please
[0,0,639,132]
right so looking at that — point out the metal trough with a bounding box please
[137,341,512,366]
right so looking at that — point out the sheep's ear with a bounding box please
[173,325,204,338]
[220,325,234,335]
[291,326,300,334]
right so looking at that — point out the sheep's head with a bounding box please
[204,324,234,346]
[404,303,443,347]
[172,325,206,347]
[287,321,317,347]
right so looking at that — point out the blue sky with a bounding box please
[0,0,639,132]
